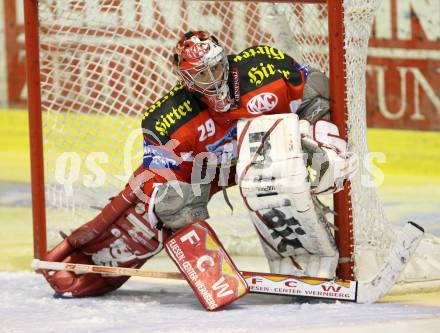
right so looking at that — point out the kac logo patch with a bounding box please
[246,92,278,115]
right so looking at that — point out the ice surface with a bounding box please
[1,272,439,333]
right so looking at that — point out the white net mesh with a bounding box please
[36,0,440,287]
[342,1,393,279]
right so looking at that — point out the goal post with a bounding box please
[24,0,47,260]
[24,0,440,287]
[326,0,353,279]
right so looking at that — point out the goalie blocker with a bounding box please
[164,221,249,311]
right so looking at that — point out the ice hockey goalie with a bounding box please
[41,30,357,299]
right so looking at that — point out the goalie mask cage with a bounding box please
[25,0,440,289]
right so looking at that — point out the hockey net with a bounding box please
[26,0,440,290]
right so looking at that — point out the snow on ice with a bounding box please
[0,272,439,333]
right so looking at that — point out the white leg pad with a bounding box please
[237,114,339,279]
[249,205,339,278]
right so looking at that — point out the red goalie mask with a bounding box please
[174,31,232,113]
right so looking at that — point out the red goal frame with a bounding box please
[23,0,354,279]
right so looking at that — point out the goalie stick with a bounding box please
[32,222,424,304]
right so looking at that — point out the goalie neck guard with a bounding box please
[173,31,232,113]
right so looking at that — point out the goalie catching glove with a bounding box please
[237,113,357,278]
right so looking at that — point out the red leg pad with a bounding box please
[42,178,168,297]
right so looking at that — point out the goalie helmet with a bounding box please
[174,31,231,113]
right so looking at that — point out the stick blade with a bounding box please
[357,221,424,303]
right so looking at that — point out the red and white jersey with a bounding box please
[141,45,308,202]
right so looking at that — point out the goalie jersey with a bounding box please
[141,45,308,199]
